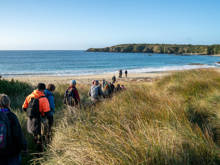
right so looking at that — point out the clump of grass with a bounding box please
[0,79,33,109]
[38,69,220,165]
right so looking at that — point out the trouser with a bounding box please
[47,115,54,133]
[27,117,41,136]
[0,154,21,165]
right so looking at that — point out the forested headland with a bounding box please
[87,44,220,55]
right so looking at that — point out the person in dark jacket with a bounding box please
[44,84,56,134]
[112,75,116,84]
[118,70,122,78]
[64,80,80,107]
[0,94,27,165]
[125,70,128,78]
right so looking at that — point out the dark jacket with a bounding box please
[0,109,27,158]
[64,87,80,106]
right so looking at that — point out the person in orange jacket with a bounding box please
[22,83,50,116]
[22,83,50,145]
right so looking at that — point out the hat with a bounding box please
[71,80,76,85]
[95,80,99,85]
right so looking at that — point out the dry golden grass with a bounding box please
[34,69,220,165]
[1,70,219,164]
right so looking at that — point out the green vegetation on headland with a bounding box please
[1,69,220,164]
[87,44,220,55]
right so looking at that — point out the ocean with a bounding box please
[0,50,220,77]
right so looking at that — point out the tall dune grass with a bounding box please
[37,69,220,165]
[0,79,90,164]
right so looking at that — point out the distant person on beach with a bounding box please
[89,80,105,103]
[0,94,27,165]
[118,70,123,78]
[44,84,56,134]
[22,83,50,144]
[112,75,116,83]
[125,70,128,78]
[64,80,80,107]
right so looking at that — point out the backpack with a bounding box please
[0,110,11,151]
[91,86,99,99]
[64,88,76,106]
[26,96,45,118]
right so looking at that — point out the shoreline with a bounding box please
[1,63,216,79]
[3,68,220,86]
[4,72,169,85]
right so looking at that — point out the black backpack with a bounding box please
[26,96,45,118]
[64,88,77,106]
[0,111,12,153]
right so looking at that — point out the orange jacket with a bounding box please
[22,90,50,116]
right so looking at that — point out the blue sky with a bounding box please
[0,0,220,50]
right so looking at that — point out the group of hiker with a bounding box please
[0,83,56,164]
[0,75,126,164]
[89,78,126,104]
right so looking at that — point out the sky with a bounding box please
[0,0,220,50]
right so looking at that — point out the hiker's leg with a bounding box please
[7,153,21,165]
[47,115,54,133]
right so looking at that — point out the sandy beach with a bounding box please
[3,72,170,86]
[3,68,220,86]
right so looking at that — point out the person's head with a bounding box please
[95,80,99,86]
[0,94,10,108]
[70,80,76,87]
[37,83,46,91]
[47,84,56,92]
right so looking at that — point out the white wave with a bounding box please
[127,65,215,73]
[1,64,216,77]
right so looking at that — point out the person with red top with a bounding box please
[22,83,50,145]
[64,80,80,107]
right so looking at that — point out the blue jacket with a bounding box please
[44,89,55,115]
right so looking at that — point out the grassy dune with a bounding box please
[1,69,220,165]
[36,69,219,165]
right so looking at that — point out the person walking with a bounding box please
[0,94,27,165]
[112,75,116,83]
[44,84,56,135]
[22,83,50,145]
[125,70,128,78]
[119,70,123,78]
[89,80,105,103]
[64,80,80,107]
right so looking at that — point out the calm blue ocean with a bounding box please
[0,50,220,77]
